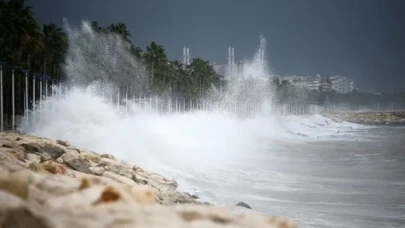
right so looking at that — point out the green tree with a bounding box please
[144,41,168,91]
[0,0,42,67]
[108,22,131,43]
[91,21,105,33]
[42,23,67,80]
[189,58,217,97]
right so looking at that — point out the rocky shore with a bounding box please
[326,112,405,126]
[0,132,297,228]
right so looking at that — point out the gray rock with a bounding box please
[21,143,40,153]
[59,153,77,163]
[100,153,116,160]
[0,148,18,163]
[97,160,133,179]
[39,153,53,163]
[25,153,41,164]
[132,174,148,185]
[40,144,66,159]
[65,158,92,174]
[56,139,70,147]
[236,202,252,209]
[102,171,137,186]
[2,142,17,148]
[89,166,105,176]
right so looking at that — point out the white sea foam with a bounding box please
[19,21,361,174]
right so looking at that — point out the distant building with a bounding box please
[329,75,354,94]
[275,75,321,91]
[274,74,354,94]
[320,76,332,92]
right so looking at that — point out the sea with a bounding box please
[18,20,405,227]
[19,89,405,228]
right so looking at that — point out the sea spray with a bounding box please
[19,20,362,186]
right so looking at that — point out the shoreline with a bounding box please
[324,112,405,126]
[0,132,297,228]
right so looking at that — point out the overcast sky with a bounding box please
[27,0,405,92]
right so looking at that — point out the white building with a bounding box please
[329,75,354,94]
[274,74,354,94]
[320,77,332,92]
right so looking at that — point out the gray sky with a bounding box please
[27,0,405,92]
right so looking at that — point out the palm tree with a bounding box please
[129,44,143,60]
[0,0,42,66]
[108,22,131,43]
[91,21,105,33]
[144,41,168,90]
[189,58,217,97]
[42,23,67,78]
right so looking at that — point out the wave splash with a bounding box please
[19,20,361,186]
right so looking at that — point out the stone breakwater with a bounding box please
[0,132,297,228]
[326,112,405,126]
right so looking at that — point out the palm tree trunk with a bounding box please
[202,76,205,96]
[43,53,46,74]
[53,65,56,79]
[150,63,154,86]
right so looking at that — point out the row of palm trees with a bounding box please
[1,0,223,96]
[0,0,67,79]
[0,0,223,125]
[88,21,222,99]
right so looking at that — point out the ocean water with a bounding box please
[19,90,405,228]
[18,20,405,227]
[177,127,405,228]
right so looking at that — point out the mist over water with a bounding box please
[21,21,358,167]
[18,20,405,228]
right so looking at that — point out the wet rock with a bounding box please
[89,166,105,176]
[26,153,41,164]
[132,174,148,185]
[79,153,101,164]
[56,157,63,163]
[100,153,116,160]
[56,139,70,147]
[0,148,18,163]
[41,161,69,175]
[236,201,252,209]
[40,144,66,159]
[0,132,298,227]
[2,142,17,148]
[20,143,40,153]
[8,150,25,161]
[97,158,134,179]
[102,171,137,186]
[160,191,198,205]
[64,158,92,174]
[39,153,53,163]
[28,163,49,173]
[59,152,78,163]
